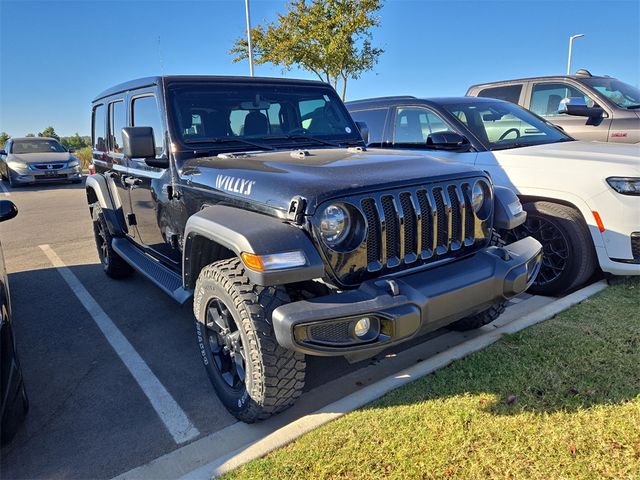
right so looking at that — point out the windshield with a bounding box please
[12,139,67,154]
[581,77,640,109]
[167,81,363,151]
[441,100,573,150]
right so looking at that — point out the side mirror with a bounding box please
[0,150,6,156]
[0,200,18,223]
[122,127,168,168]
[355,121,369,144]
[558,97,604,118]
[68,148,75,153]
[426,131,470,150]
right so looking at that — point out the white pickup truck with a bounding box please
[347,96,640,295]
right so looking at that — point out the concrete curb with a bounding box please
[178,280,608,479]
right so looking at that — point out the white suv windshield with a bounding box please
[441,100,573,150]
[582,78,640,109]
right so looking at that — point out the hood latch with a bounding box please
[287,196,307,225]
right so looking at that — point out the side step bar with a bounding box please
[112,238,193,304]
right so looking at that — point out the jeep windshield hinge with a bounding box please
[287,196,307,225]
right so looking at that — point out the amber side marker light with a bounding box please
[592,211,605,233]
[240,251,307,272]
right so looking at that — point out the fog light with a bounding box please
[354,317,371,338]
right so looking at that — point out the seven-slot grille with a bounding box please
[360,180,483,272]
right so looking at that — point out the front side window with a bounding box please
[93,104,106,151]
[167,82,362,153]
[441,100,572,150]
[393,107,451,146]
[132,95,164,156]
[12,139,67,154]
[108,101,125,153]
[530,82,591,117]
[581,77,640,109]
[349,108,388,146]
[477,84,523,104]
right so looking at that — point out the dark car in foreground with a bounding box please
[0,199,28,445]
[0,137,83,186]
[466,71,640,143]
[86,76,542,422]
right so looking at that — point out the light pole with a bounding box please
[566,34,585,75]
[245,0,254,77]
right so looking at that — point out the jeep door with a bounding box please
[92,100,136,235]
[125,91,179,263]
[525,81,612,141]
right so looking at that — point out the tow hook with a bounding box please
[386,279,400,296]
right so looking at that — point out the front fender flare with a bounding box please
[183,205,325,288]
[85,174,125,235]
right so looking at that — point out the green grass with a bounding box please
[225,279,640,480]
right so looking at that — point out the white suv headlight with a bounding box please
[68,159,80,168]
[606,177,640,196]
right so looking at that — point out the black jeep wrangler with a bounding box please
[87,76,542,422]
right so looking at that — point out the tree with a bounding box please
[38,126,60,140]
[0,132,9,149]
[230,0,383,100]
[60,133,87,150]
[25,133,35,137]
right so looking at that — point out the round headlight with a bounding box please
[471,182,485,213]
[319,204,350,246]
[471,180,492,220]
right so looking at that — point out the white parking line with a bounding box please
[39,244,200,445]
[0,181,10,196]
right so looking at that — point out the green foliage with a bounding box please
[60,132,89,150]
[72,146,92,170]
[0,132,9,149]
[38,126,60,140]
[230,0,384,99]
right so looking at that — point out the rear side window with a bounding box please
[393,107,451,145]
[349,108,388,146]
[108,101,125,154]
[132,95,164,156]
[92,104,106,151]
[477,85,523,104]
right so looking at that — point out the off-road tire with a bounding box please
[503,201,596,296]
[91,204,134,279]
[193,258,305,423]
[447,230,507,331]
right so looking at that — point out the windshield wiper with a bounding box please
[626,104,640,109]
[490,142,533,151]
[270,134,342,147]
[184,137,274,151]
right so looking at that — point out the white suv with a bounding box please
[347,96,640,295]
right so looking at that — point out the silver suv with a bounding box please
[467,71,640,143]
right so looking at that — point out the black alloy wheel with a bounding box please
[204,298,246,389]
[500,201,596,296]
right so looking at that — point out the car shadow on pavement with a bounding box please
[2,179,86,193]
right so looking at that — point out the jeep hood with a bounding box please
[182,147,483,214]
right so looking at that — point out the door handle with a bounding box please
[123,176,142,187]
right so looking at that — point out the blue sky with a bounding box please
[0,0,638,137]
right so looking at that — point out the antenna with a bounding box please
[158,36,164,74]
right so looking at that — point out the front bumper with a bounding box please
[10,167,81,183]
[273,236,543,358]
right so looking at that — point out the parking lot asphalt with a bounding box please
[0,180,553,479]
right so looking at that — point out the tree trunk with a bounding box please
[341,75,348,101]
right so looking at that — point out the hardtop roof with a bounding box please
[92,75,328,103]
